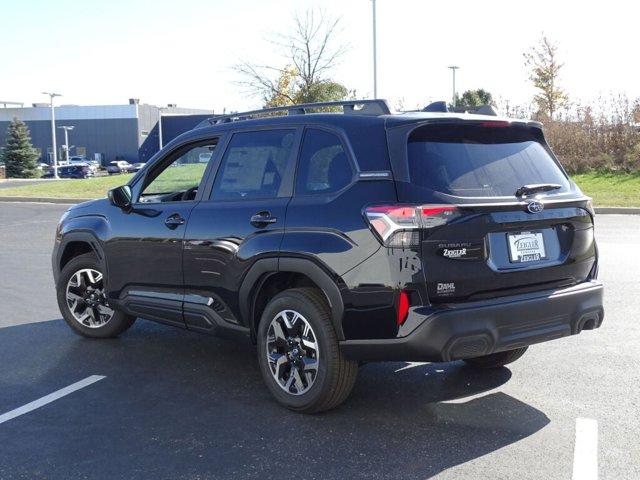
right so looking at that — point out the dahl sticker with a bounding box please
[436,282,456,295]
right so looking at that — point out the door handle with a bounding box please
[250,211,277,227]
[165,213,186,229]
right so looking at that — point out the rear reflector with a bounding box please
[397,291,410,326]
[364,204,460,247]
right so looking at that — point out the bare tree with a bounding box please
[524,36,568,119]
[234,9,349,106]
[283,10,347,91]
[234,63,298,105]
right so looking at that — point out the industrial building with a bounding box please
[0,99,211,166]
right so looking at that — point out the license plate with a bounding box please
[507,231,547,263]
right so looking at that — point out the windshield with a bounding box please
[407,124,570,198]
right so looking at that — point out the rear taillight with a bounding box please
[397,290,410,326]
[364,204,460,247]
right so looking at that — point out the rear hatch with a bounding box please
[388,120,596,302]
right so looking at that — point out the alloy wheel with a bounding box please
[65,268,114,328]
[266,310,319,395]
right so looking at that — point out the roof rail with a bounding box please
[199,99,391,126]
[422,101,498,116]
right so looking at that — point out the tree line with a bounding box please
[232,10,639,173]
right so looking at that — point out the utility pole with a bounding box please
[371,0,378,98]
[448,66,459,108]
[43,92,62,179]
[58,126,75,163]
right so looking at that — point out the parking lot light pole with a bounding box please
[42,92,62,179]
[158,107,164,150]
[58,126,74,163]
[448,66,459,108]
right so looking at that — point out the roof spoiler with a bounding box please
[422,101,498,116]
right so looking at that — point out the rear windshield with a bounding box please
[407,124,570,197]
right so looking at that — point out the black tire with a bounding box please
[463,346,528,369]
[56,252,136,338]
[257,287,358,413]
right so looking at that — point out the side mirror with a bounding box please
[108,185,132,210]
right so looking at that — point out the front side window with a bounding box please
[211,129,295,200]
[296,129,352,195]
[140,142,217,202]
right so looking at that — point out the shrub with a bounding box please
[502,95,640,173]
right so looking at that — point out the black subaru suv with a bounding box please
[52,100,604,413]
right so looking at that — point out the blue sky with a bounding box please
[1,0,637,112]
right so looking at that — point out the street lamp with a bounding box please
[158,107,164,150]
[58,126,75,163]
[371,0,378,98]
[447,66,459,108]
[42,92,62,179]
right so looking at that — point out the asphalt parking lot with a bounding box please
[0,202,638,480]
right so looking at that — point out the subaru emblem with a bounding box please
[527,201,544,213]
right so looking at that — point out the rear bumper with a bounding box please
[340,280,604,362]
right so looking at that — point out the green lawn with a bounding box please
[0,164,207,200]
[1,170,639,207]
[571,172,640,207]
[0,174,134,199]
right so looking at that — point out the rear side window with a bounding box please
[296,128,353,195]
[407,124,570,197]
[211,129,295,200]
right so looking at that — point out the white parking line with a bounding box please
[572,418,598,480]
[0,375,105,425]
[394,362,429,372]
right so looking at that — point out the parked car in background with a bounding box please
[198,152,213,163]
[131,162,146,172]
[69,156,99,173]
[107,160,133,175]
[44,163,93,179]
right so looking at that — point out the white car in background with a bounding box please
[69,156,99,173]
[107,161,133,175]
[131,162,146,172]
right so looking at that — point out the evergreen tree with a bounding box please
[1,118,40,178]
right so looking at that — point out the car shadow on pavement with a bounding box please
[0,319,550,480]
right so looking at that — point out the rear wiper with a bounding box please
[514,183,562,197]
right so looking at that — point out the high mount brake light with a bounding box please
[364,204,460,247]
[478,120,511,128]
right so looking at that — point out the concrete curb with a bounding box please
[1,196,640,214]
[594,207,640,215]
[0,196,93,204]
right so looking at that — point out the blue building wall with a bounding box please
[0,118,141,165]
[0,108,212,166]
[137,114,211,163]
[162,115,211,141]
